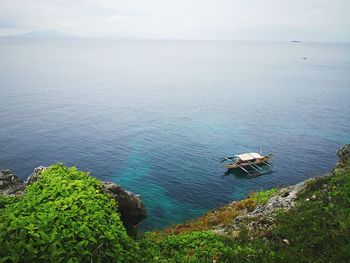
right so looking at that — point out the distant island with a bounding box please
[11,30,72,38]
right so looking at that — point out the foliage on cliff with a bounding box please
[0,164,137,263]
[1,157,349,262]
[271,161,350,262]
[139,231,232,262]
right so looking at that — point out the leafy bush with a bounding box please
[0,194,20,209]
[0,164,137,263]
[139,231,231,262]
[139,230,281,263]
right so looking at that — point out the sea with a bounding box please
[0,37,349,229]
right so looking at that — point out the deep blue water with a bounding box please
[0,38,349,229]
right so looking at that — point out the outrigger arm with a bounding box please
[236,163,252,176]
[220,156,235,162]
[245,163,262,175]
[250,163,263,171]
[261,161,272,168]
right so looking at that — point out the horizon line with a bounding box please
[0,32,349,44]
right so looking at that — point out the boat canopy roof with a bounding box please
[235,152,262,161]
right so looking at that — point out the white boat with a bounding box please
[220,151,273,176]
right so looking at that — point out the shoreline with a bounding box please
[0,144,349,261]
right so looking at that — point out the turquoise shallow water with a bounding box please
[0,38,349,229]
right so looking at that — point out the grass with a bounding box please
[269,164,350,262]
[160,188,278,236]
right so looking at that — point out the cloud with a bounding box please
[0,0,349,41]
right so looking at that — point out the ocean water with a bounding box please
[0,38,349,229]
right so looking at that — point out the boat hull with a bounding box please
[225,155,272,170]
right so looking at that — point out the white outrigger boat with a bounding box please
[220,150,273,176]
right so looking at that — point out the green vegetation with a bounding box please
[140,164,350,262]
[139,231,230,262]
[249,188,278,205]
[0,194,20,209]
[0,164,137,263]
[159,188,278,235]
[1,162,349,262]
[137,229,276,262]
[270,164,350,262]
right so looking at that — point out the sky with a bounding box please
[0,0,349,42]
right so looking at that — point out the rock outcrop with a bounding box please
[25,166,47,185]
[336,144,350,168]
[0,169,25,195]
[101,182,147,227]
[0,167,147,227]
[214,178,315,237]
[216,177,319,237]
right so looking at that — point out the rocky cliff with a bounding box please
[336,144,350,168]
[0,170,25,195]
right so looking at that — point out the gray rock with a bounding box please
[0,169,25,195]
[336,144,350,168]
[215,179,312,236]
[26,166,47,185]
[248,180,309,218]
[101,182,147,227]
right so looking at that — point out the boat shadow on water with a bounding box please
[223,165,275,179]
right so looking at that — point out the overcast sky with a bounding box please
[0,0,349,42]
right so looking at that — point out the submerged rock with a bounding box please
[0,169,25,195]
[101,182,147,227]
